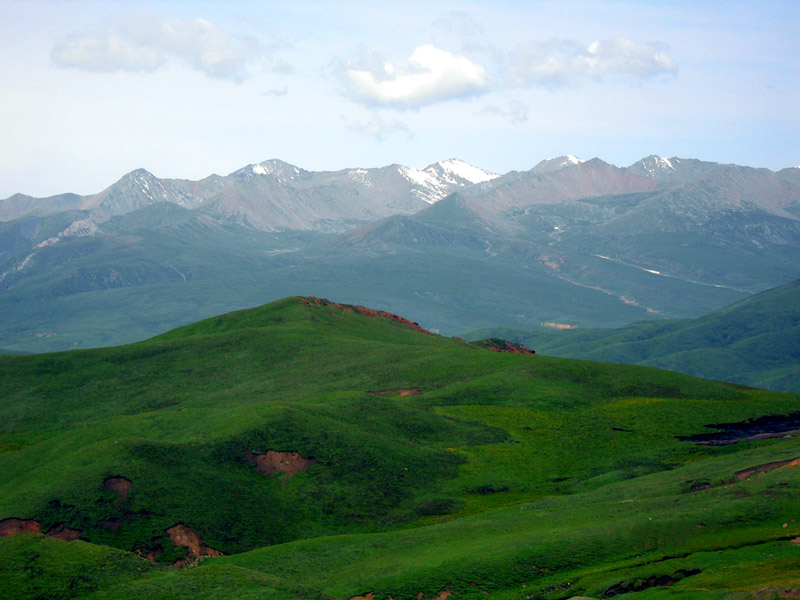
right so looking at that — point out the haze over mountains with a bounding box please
[1,154,799,353]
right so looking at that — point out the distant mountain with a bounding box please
[530,154,586,173]
[468,279,800,393]
[0,154,798,353]
[0,158,498,234]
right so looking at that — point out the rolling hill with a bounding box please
[470,279,800,393]
[2,297,800,599]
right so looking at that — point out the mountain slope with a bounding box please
[476,279,800,392]
[1,154,799,353]
[1,297,800,599]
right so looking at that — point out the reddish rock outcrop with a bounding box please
[474,338,536,355]
[302,297,431,336]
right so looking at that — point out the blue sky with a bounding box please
[1,0,798,198]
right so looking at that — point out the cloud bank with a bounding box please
[344,45,489,109]
[52,15,261,81]
[504,37,677,86]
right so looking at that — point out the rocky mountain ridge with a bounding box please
[1,153,799,353]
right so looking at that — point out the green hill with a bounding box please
[2,296,800,599]
[473,279,800,392]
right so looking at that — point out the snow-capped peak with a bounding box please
[249,160,301,178]
[627,155,679,179]
[398,159,498,204]
[427,159,499,184]
[531,155,586,174]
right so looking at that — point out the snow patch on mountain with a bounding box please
[631,155,678,178]
[531,155,586,173]
[399,159,498,203]
[428,159,499,184]
[348,169,374,187]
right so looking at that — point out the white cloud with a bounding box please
[344,114,412,140]
[504,37,677,87]
[344,45,488,109]
[51,15,268,81]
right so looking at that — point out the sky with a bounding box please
[1,0,798,198]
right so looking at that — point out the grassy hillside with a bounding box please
[468,279,800,393]
[2,296,800,599]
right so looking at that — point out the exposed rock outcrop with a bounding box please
[302,297,431,336]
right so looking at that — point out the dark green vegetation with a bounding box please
[470,279,800,393]
[2,297,800,599]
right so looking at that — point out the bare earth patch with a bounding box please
[367,388,421,396]
[735,457,800,480]
[755,587,800,599]
[0,518,41,536]
[104,475,132,499]
[47,524,81,541]
[244,450,314,477]
[166,523,223,567]
[0,518,82,542]
[303,297,431,336]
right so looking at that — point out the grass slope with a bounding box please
[2,296,800,599]
[467,279,800,393]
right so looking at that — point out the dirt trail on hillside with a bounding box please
[735,457,800,480]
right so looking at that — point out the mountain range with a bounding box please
[1,155,799,354]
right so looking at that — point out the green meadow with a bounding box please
[1,297,799,599]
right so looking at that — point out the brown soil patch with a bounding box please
[735,457,800,480]
[541,322,576,329]
[146,547,163,562]
[302,297,431,336]
[474,338,535,355]
[47,524,81,541]
[367,387,421,396]
[0,518,42,536]
[166,524,223,567]
[104,475,132,499]
[348,593,375,600]
[136,545,163,562]
[755,587,800,599]
[244,450,314,477]
[434,591,451,600]
[0,518,82,542]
